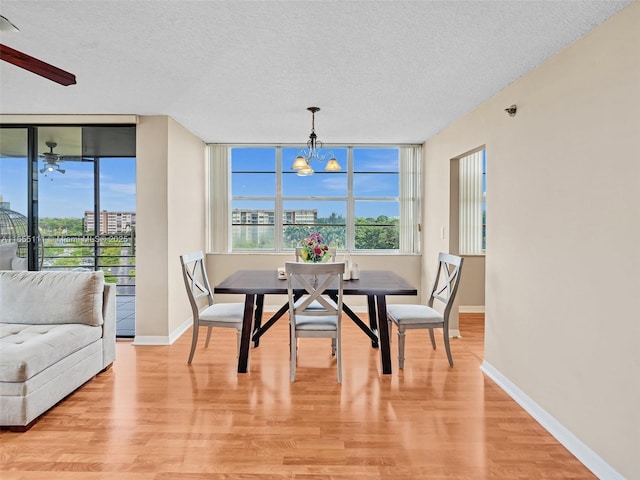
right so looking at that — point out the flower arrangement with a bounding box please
[299,232,330,263]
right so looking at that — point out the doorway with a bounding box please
[449,147,486,339]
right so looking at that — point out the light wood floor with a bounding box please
[0,313,595,479]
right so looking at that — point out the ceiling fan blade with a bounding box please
[0,43,76,86]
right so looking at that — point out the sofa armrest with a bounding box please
[102,283,116,368]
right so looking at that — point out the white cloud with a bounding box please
[103,183,136,195]
[320,176,347,191]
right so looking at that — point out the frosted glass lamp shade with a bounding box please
[324,157,341,171]
[292,156,308,170]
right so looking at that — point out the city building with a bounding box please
[84,210,136,234]
[231,208,317,225]
[232,208,318,245]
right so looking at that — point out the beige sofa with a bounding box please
[0,270,115,430]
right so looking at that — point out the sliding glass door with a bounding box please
[0,124,136,337]
[0,127,30,269]
[37,126,97,271]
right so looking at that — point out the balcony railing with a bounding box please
[40,233,136,297]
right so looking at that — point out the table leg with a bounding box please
[253,294,264,347]
[367,295,378,348]
[252,292,301,343]
[375,295,392,374]
[328,293,378,347]
[238,294,255,373]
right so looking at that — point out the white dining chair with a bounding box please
[180,251,248,365]
[293,247,338,310]
[285,261,345,383]
[387,252,463,368]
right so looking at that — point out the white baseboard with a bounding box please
[459,305,485,313]
[448,329,461,338]
[132,317,192,346]
[480,361,625,480]
[131,335,171,346]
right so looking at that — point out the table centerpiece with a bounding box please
[299,232,331,263]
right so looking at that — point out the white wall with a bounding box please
[423,3,640,478]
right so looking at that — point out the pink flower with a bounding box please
[299,232,330,262]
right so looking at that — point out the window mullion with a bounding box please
[346,147,354,252]
[275,147,283,252]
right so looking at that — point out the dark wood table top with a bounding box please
[214,269,418,297]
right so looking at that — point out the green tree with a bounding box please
[52,257,82,267]
[355,216,399,249]
[104,272,117,284]
[38,217,84,236]
[283,223,346,249]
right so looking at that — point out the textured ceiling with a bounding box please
[0,0,633,145]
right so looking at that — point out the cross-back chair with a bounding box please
[180,251,247,365]
[294,247,338,310]
[387,252,464,368]
[285,261,345,383]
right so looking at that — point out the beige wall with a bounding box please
[135,117,169,338]
[456,256,485,310]
[136,116,206,341]
[423,3,640,478]
[166,118,208,333]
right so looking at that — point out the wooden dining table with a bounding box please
[214,269,418,374]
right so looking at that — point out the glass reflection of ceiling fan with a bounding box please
[39,141,93,176]
[40,142,67,175]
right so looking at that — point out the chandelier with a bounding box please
[291,107,341,176]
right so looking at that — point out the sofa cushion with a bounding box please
[0,323,103,382]
[0,271,105,326]
[0,242,18,270]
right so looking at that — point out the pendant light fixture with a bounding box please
[291,107,341,176]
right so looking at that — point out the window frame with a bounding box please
[209,144,420,254]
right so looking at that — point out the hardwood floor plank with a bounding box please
[0,313,595,479]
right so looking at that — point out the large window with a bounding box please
[210,145,421,253]
[353,148,399,250]
[230,148,276,249]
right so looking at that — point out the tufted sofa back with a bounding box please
[0,270,105,326]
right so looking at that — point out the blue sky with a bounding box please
[1,147,400,219]
[0,157,136,218]
[232,147,400,218]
